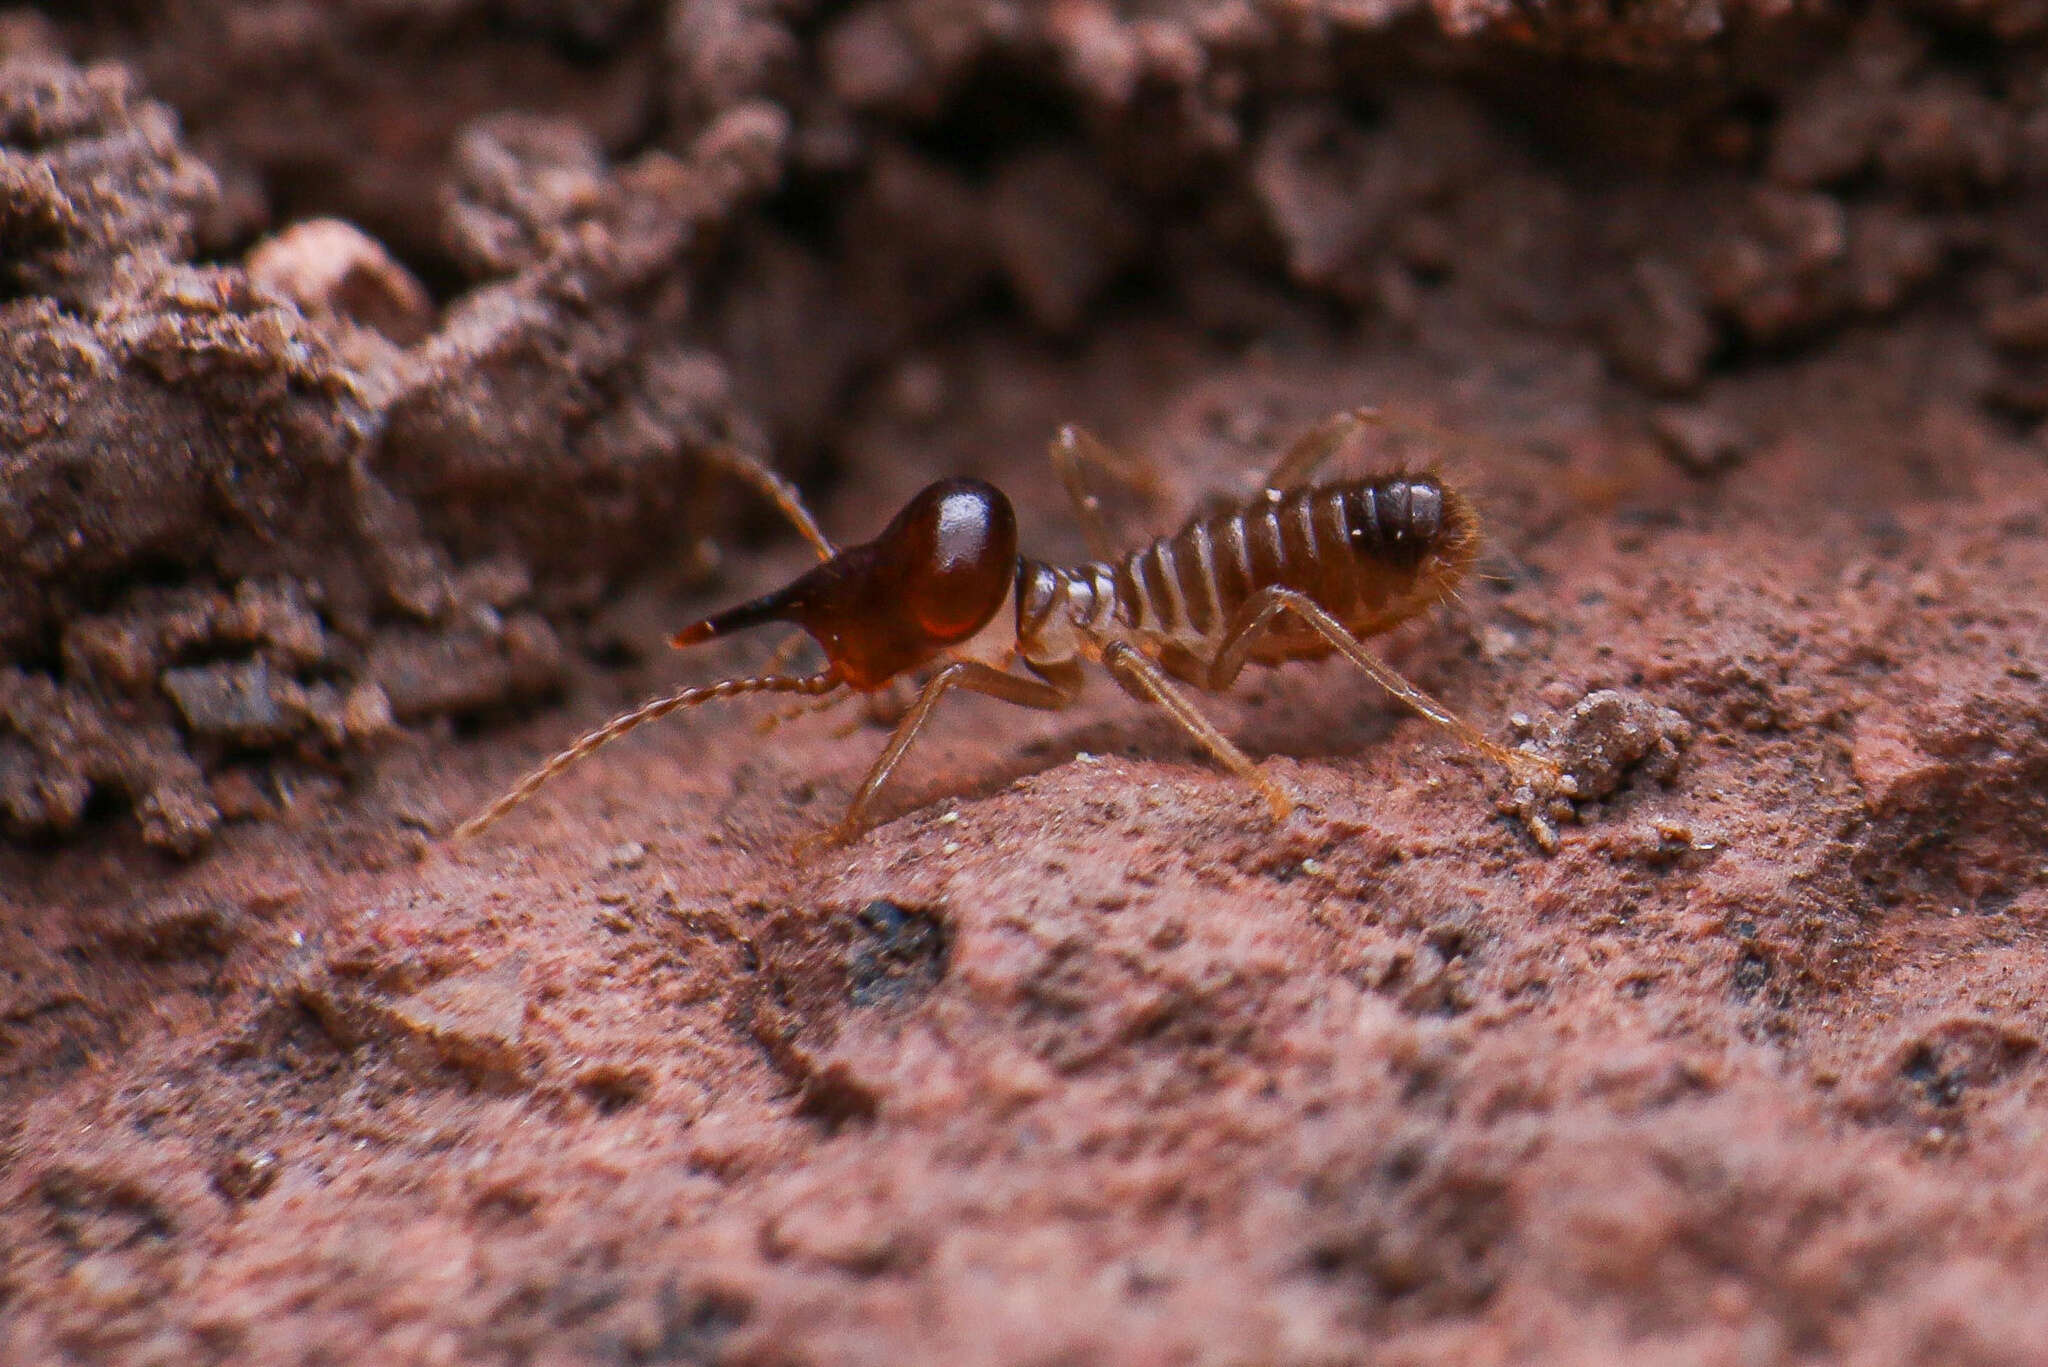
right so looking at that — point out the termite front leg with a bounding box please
[1101,642,1293,820]
[1203,587,1573,797]
[816,661,1081,848]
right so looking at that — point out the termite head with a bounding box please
[671,478,1018,690]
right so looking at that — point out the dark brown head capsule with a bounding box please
[671,478,1018,690]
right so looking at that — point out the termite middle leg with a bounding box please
[1202,587,1572,792]
[1101,642,1293,820]
[1050,425,1164,561]
[821,661,1081,846]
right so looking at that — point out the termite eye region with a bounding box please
[887,478,1018,643]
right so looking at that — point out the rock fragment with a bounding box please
[161,660,309,748]
[1505,690,1693,851]
[386,964,529,1081]
[246,218,433,346]
[1650,404,1754,476]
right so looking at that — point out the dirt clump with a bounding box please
[1506,687,1694,850]
[0,43,782,850]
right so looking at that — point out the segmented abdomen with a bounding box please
[1106,475,1475,644]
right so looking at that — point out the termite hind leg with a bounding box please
[1202,587,1575,797]
[1050,424,1163,561]
[809,662,1080,850]
[1101,642,1293,821]
[1261,407,1384,494]
[700,444,836,562]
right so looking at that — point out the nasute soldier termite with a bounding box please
[455,409,1577,847]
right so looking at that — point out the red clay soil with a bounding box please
[5,2,2048,1363]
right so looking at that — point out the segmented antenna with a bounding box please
[701,445,836,561]
[453,672,840,839]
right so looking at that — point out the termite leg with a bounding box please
[755,686,857,736]
[814,661,1081,848]
[681,456,726,581]
[1050,425,1164,561]
[699,444,837,561]
[758,630,814,673]
[1202,587,1574,795]
[737,634,832,733]
[1102,642,1293,820]
[1260,406,1383,493]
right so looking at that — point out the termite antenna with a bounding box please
[453,671,841,840]
[699,445,836,562]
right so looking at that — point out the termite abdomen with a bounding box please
[1343,477,1449,567]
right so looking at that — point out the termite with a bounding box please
[454,409,1575,847]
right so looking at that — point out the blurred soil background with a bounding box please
[3,0,2047,1362]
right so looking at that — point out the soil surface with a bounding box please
[4,1,2048,1363]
